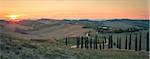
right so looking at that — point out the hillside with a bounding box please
[0,34,149,59]
[0,19,93,40]
[0,19,149,59]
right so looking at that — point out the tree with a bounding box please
[146,32,149,51]
[95,35,98,49]
[93,36,96,49]
[76,37,80,48]
[117,37,119,48]
[65,37,68,46]
[108,35,111,48]
[102,41,105,49]
[104,36,107,43]
[84,37,87,48]
[129,34,132,50]
[125,35,128,49]
[81,36,84,48]
[110,35,113,48]
[87,37,89,49]
[99,42,101,50]
[118,37,121,49]
[139,33,142,51]
[135,34,138,51]
[90,38,92,48]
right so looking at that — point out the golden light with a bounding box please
[7,15,20,20]
[5,14,24,24]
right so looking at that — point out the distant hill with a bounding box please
[0,19,149,59]
[0,19,149,40]
[0,19,93,41]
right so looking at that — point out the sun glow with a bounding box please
[7,15,20,20]
[5,14,24,24]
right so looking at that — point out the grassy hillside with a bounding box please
[0,19,149,59]
[0,34,149,59]
[0,20,92,40]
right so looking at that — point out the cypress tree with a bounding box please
[119,37,121,49]
[117,37,119,48]
[93,37,96,49]
[125,35,128,49]
[93,36,96,49]
[95,36,98,49]
[108,35,111,48]
[104,36,107,43]
[99,42,101,50]
[139,33,142,51]
[84,37,87,48]
[93,37,95,49]
[65,37,68,46]
[146,32,149,51]
[120,37,122,49]
[102,41,105,49]
[81,36,84,48]
[110,35,113,48]
[90,38,92,48]
[76,37,80,48]
[87,37,89,49]
[129,34,132,50]
[135,34,138,51]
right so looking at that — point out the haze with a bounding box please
[0,0,149,20]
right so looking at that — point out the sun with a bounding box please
[5,14,23,24]
[7,15,20,20]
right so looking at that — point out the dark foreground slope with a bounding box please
[0,34,149,59]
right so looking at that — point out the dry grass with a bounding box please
[0,34,149,59]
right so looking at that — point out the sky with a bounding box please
[0,0,149,20]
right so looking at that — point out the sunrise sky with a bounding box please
[0,0,149,20]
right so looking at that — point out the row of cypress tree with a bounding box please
[76,36,106,50]
[124,32,149,51]
[65,32,149,51]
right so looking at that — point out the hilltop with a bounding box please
[0,19,149,40]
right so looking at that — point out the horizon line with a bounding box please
[0,17,149,20]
